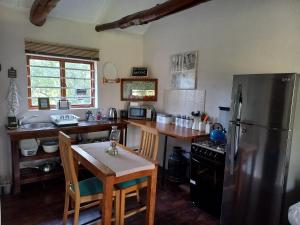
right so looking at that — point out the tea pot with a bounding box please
[210,123,226,144]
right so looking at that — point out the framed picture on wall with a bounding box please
[170,50,198,90]
[38,97,50,110]
[58,100,70,110]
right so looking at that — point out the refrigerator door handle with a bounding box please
[234,123,241,159]
[230,123,240,175]
[232,84,243,122]
[229,84,243,175]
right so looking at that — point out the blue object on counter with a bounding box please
[210,123,226,144]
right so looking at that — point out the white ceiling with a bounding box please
[0,0,165,34]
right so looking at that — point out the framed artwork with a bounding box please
[38,97,50,110]
[170,50,198,90]
[58,100,70,110]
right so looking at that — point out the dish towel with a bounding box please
[7,78,20,115]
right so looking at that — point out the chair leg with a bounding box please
[120,190,126,225]
[73,201,80,225]
[63,194,70,225]
[70,199,75,209]
[114,192,120,225]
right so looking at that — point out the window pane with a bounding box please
[31,87,61,97]
[66,86,92,105]
[30,66,60,77]
[66,79,91,89]
[30,77,60,88]
[30,59,59,68]
[66,88,92,97]
[66,97,92,105]
[31,97,61,106]
[65,69,91,79]
[65,62,91,70]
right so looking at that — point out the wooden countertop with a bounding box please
[125,119,208,140]
[6,120,127,141]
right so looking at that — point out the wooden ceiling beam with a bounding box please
[95,0,211,32]
[30,0,60,26]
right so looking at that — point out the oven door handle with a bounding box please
[191,157,202,164]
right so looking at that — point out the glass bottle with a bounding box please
[109,126,120,155]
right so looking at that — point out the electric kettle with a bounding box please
[108,108,117,120]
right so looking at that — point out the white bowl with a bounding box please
[42,141,59,153]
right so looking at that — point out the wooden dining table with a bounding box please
[71,142,158,225]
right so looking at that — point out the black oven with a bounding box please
[190,143,225,217]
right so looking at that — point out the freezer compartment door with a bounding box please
[231,74,298,129]
[221,123,291,225]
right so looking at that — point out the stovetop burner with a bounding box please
[194,140,226,154]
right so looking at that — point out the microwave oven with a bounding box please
[128,106,153,120]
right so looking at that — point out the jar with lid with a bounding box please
[205,122,211,134]
[185,117,193,128]
[96,111,102,120]
[175,115,181,127]
[199,121,206,132]
[181,115,186,127]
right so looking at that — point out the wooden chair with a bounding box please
[59,131,120,225]
[117,125,159,225]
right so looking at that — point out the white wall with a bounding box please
[143,0,300,167]
[144,0,300,116]
[0,6,143,183]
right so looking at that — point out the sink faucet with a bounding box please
[18,115,39,126]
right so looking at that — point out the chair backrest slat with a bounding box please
[59,132,79,194]
[138,125,159,161]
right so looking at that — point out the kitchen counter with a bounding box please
[6,119,127,194]
[125,119,208,140]
[7,119,126,141]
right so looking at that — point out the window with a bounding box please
[26,55,95,109]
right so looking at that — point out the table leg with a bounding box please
[146,167,158,225]
[102,176,114,225]
[12,140,20,194]
[162,135,168,185]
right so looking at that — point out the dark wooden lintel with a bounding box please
[95,0,211,32]
[30,0,60,26]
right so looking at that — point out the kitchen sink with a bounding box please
[84,119,110,125]
[21,122,55,130]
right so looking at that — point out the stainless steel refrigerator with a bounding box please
[221,73,300,225]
